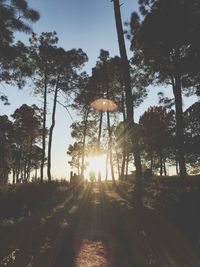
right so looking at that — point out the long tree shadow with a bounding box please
[0,184,90,267]
[54,182,139,267]
[52,183,94,267]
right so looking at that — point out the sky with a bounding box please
[0,0,197,179]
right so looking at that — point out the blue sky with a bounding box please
[1,0,197,179]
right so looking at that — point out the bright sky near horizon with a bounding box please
[1,0,197,179]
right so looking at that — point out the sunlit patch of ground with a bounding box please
[75,239,108,267]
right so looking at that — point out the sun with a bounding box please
[85,154,112,181]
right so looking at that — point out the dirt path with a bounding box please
[53,182,134,267]
[1,182,200,267]
[54,182,200,267]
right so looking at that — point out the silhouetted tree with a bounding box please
[11,104,43,182]
[139,106,175,176]
[0,115,13,183]
[67,142,82,175]
[29,32,59,181]
[184,102,200,173]
[129,0,200,177]
[0,0,40,102]
[112,0,143,205]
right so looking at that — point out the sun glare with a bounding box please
[85,154,112,181]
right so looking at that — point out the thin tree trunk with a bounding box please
[163,158,167,176]
[150,149,153,173]
[41,74,48,182]
[98,111,103,150]
[107,110,115,181]
[175,155,179,175]
[47,75,60,182]
[12,169,16,184]
[159,150,163,177]
[113,0,142,206]
[105,150,109,181]
[97,111,103,180]
[26,142,33,182]
[35,168,37,180]
[171,51,186,177]
[121,89,126,180]
[81,108,90,180]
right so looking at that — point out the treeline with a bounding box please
[0,1,88,182]
[67,0,200,181]
[1,0,200,185]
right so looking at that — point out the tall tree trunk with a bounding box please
[175,154,179,175]
[47,75,60,182]
[121,89,127,180]
[163,158,167,176]
[35,168,37,180]
[26,142,33,182]
[105,150,109,181]
[113,0,142,205]
[171,50,187,177]
[107,110,115,181]
[81,108,90,179]
[98,111,103,180]
[41,74,48,182]
[98,111,103,150]
[12,169,16,184]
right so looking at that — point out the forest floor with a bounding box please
[0,180,200,267]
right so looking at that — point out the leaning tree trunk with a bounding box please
[47,75,60,182]
[113,0,142,206]
[41,74,48,182]
[81,108,90,179]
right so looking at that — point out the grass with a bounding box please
[0,181,69,223]
[0,180,199,266]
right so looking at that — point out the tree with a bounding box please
[129,0,200,177]
[0,115,13,183]
[11,104,43,182]
[112,0,142,205]
[47,48,88,181]
[29,32,59,181]
[139,106,175,176]
[184,102,200,173]
[0,0,40,102]
[67,142,82,175]
[69,118,97,177]
[29,32,88,181]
